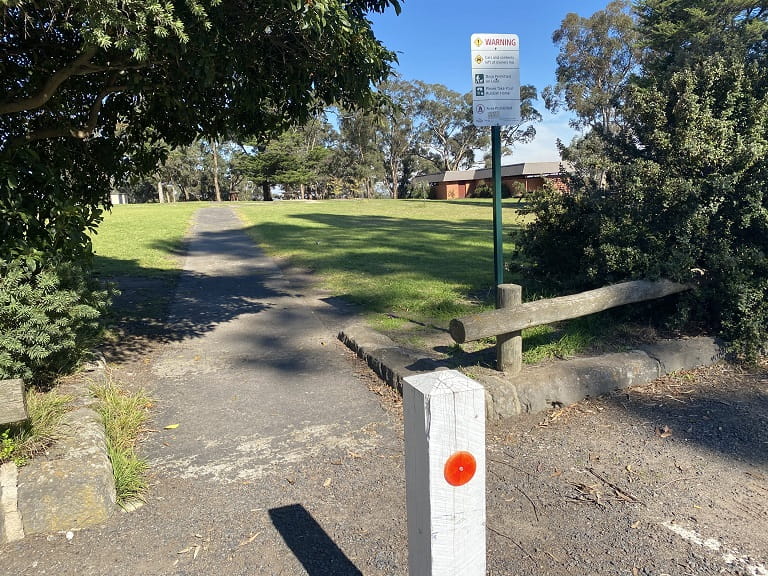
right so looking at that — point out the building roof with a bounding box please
[411,161,572,185]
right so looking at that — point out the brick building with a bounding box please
[411,161,570,200]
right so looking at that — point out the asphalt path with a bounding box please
[1,206,408,575]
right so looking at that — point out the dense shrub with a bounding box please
[519,2,768,359]
[520,59,768,357]
[0,260,111,382]
[471,183,493,198]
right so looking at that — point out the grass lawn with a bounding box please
[90,199,622,364]
[236,198,529,324]
[90,203,202,334]
[91,203,202,278]
[235,199,641,362]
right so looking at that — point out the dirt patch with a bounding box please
[483,360,768,575]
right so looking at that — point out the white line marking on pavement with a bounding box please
[663,520,768,576]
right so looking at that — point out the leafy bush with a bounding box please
[520,4,768,359]
[472,183,493,198]
[0,260,112,382]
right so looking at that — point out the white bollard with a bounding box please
[403,370,486,576]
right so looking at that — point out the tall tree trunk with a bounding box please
[262,182,273,201]
[212,140,222,202]
[157,181,164,203]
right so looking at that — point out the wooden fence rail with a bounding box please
[450,279,692,373]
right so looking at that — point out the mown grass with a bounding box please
[91,203,201,332]
[91,203,202,278]
[236,198,529,323]
[91,382,153,506]
[90,199,613,365]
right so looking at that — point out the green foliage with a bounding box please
[523,0,768,358]
[1,388,73,466]
[0,429,16,463]
[543,0,641,132]
[415,82,487,172]
[232,119,336,199]
[0,260,111,382]
[91,383,152,505]
[472,184,494,198]
[2,0,400,154]
[0,143,109,266]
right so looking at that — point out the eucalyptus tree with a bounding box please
[415,82,487,172]
[375,79,424,198]
[543,0,641,134]
[333,108,385,197]
[542,0,641,185]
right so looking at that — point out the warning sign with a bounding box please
[471,34,520,127]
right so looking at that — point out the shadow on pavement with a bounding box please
[269,504,363,576]
[603,364,768,466]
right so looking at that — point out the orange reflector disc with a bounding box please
[444,451,477,486]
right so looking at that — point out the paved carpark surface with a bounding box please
[1,206,766,575]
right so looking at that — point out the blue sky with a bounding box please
[370,0,611,163]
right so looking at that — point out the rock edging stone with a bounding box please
[338,323,723,419]
[0,360,116,543]
[16,406,116,536]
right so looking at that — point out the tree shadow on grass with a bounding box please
[244,212,527,320]
[94,223,298,364]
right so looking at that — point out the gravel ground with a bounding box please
[2,355,765,576]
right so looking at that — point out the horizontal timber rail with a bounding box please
[449,279,692,373]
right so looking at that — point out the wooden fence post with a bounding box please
[496,284,522,374]
[403,370,486,576]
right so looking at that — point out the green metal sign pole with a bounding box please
[491,125,504,295]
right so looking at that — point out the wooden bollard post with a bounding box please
[403,370,486,576]
[496,284,522,374]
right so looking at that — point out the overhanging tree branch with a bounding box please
[0,45,99,115]
[6,83,126,149]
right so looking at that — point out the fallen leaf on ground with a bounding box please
[164,423,180,430]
